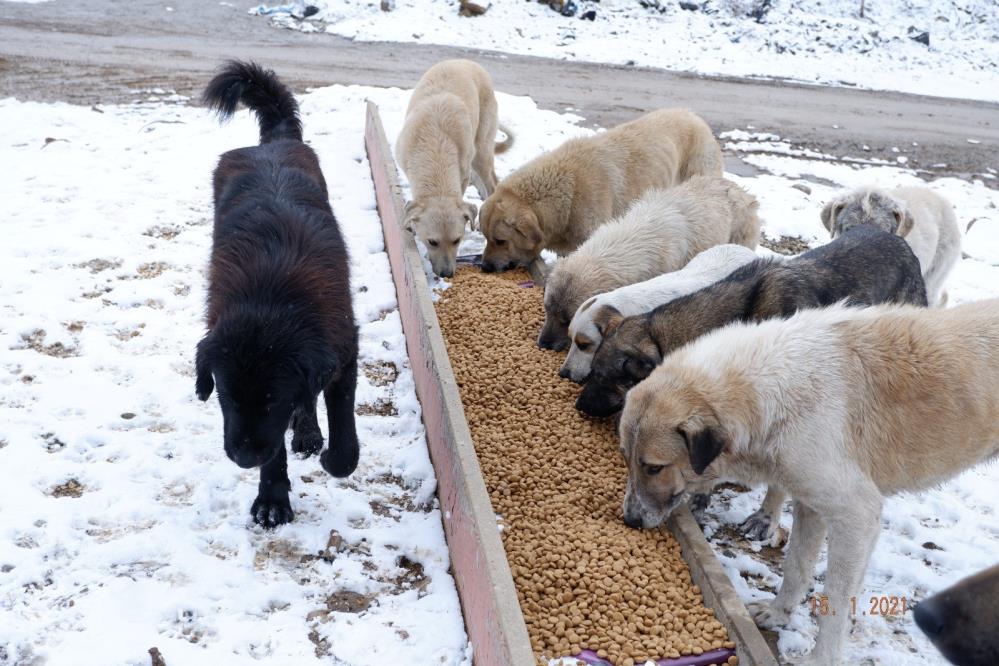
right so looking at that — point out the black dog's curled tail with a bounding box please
[203,60,303,144]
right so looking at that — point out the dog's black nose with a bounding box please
[914,599,946,638]
[623,513,643,529]
[481,262,496,273]
[438,268,454,278]
[505,261,517,271]
[538,336,554,350]
[558,366,571,379]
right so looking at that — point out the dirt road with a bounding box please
[2,0,997,182]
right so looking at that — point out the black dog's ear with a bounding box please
[195,336,215,401]
[677,422,728,475]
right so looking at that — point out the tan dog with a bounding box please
[396,59,514,277]
[619,300,999,665]
[479,108,722,273]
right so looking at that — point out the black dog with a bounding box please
[577,224,927,417]
[195,61,359,527]
[915,563,999,666]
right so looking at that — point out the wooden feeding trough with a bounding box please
[363,101,776,666]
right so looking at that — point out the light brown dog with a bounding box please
[619,300,999,664]
[396,59,514,277]
[478,108,722,273]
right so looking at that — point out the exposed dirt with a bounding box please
[760,235,812,256]
[50,479,84,498]
[1,0,996,183]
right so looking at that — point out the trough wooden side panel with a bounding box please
[364,101,536,666]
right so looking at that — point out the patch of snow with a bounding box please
[252,0,999,103]
[0,87,471,665]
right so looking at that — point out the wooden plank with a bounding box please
[668,507,779,666]
[364,100,536,666]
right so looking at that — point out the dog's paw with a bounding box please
[741,508,776,541]
[688,493,711,522]
[291,430,324,457]
[251,494,294,528]
[750,602,790,630]
[320,436,359,478]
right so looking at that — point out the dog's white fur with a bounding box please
[540,176,760,349]
[560,244,759,382]
[395,59,513,276]
[821,185,961,307]
[621,300,999,664]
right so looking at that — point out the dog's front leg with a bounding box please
[320,354,360,478]
[753,500,825,629]
[291,396,323,456]
[804,493,882,665]
[741,485,787,541]
[251,445,294,527]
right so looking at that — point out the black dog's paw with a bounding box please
[320,438,359,478]
[251,494,294,528]
[291,430,324,457]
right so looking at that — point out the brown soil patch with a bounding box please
[51,479,84,498]
[363,360,400,386]
[356,399,398,417]
[19,329,78,358]
[325,589,376,613]
[436,268,733,665]
[760,235,811,256]
[76,258,122,273]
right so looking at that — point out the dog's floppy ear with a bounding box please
[463,201,479,230]
[592,305,625,338]
[403,200,421,235]
[820,200,840,235]
[677,421,728,475]
[513,208,543,247]
[894,207,915,237]
[195,335,215,401]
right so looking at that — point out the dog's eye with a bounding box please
[494,239,506,247]
[576,340,591,351]
[645,464,664,476]
[451,239,460,246]
[427,239,439,248]
[623,356,652,379]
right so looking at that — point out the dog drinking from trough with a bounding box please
[194,61,360,528]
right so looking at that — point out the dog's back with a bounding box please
[752,224,927,319]
[202,60,352,345]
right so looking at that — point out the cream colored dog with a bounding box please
[396,59,514,277]
[619,300,999,665]
[559,243,759,383]
[821,185,961,307]
[538,176,760,350]
[479,108,722,274]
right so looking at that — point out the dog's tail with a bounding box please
[203,60,303,144]
[495,122,515,154]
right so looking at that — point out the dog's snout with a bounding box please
[558,365,571,379]
[623,512,643,529]
[481,261,496,273]
[438,267,454,278]
[913,599,946,638]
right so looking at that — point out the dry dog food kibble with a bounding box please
[436,268,735,665]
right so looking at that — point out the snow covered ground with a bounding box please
[250,0,999,103]
[0,87,471,665]
[3,77,998,665]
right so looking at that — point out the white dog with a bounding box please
[821,185,960,306]
[558,243,758,383]
[620,300,999,664]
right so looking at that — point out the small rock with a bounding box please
[907,27,930,46]
[580,8,596,19]
[121,412,136,420]
[678,0,700,9]
[560,0,577,16]
[149,647,167,666]
[459,0,488,15]
[303,4,319,16]
[380,0,395,10]
[791,183,812,195]
[922,541,944,551]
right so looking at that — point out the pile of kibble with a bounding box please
[436,268,737,666]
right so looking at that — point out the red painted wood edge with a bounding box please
[364,101,535,666]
